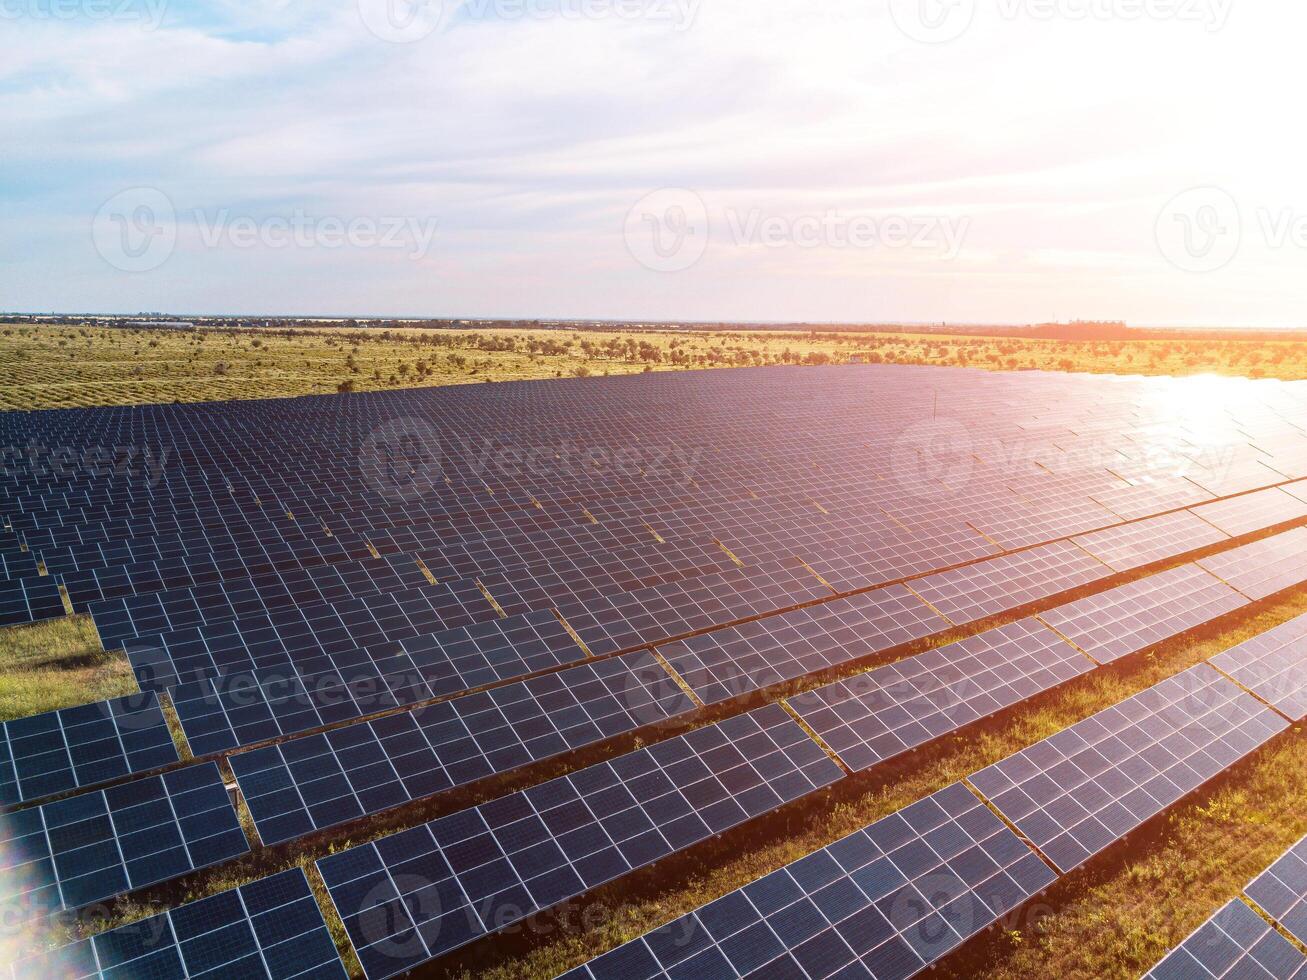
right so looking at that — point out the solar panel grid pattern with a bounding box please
[317,704,843,978]
[9,868,346,980]
[970,665,1290,874]
[232,651,695,845]
[1071,510,1229,572]
[0,762,249,917]
[908,541,1108,626]
[170,609,590,754]
[1143,899,1307,980]
[0,573,65,626]
[1198,528,1307,600]
[556,783,1055,980]
[661,585,947,705]
[478,537,735,618]
[801,523,1000,594]
[1245,835,1307,948]
[124,578,499,690]
[1037,564,1248,665]
[1210,613,1307,721]
[556,559,834,657]
[0,693,179,805]
[1192,487,1307,537]
[88,553,435,646]
[1091,478,1216,522]
[788,619,1093,772]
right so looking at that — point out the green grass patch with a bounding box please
[0,615,138,721]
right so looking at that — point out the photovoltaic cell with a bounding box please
[661,586,946,705]
[232,651,695,845]
[0,574,65,626]
[1246,835,1307,948]
[317,704,842,978]
[556,783,1055,980]
[1071,510,1228,573]
[171,609,589,755]
[908,541,1107,626]
[9,868,346,979]
[971,665,1289,874]
[1192,487,1307,538]
[1037,564,1247,665]
[788,619,1093,772]
[1209,613,1307,721]
[555,559,833,658]
[1142,899,1306,980]
[0,692,179,805]
[1198,527,1307,600]
[0,762,249,918]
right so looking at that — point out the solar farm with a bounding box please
[1,362,1306,979]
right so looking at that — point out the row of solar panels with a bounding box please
[553,662,1299,980]
[1145,834,1307,979]
[7,536,1304,975]
[6,521,1305,831]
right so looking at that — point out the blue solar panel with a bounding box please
[318,704,842,978]
[557,783,1055,980]
[1143,899,1306,980]
[0,691,179,805]
[232,651,695,845]
[9,867,346,979]
[1246,835,1307,948]
[0,762,249,919]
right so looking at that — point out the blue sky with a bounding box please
[2,0,1304,325]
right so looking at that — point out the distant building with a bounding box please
[126,321,196,330]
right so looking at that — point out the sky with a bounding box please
[2,0,1306,325]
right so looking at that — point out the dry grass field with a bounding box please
[5,322,1307,410]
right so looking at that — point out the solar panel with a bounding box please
[789,619,1093,772]
[1,762,249,918]
[0,692,179,805]
[317,704,842,978]
[1246,835,1307,947]
[170,609,590,755]
[556,782,1055,980]
[970,665,1289,874]
[9,867,346,979]
[232,651,695,845]
[1091,477,1215,522]
[1142,898,1307,980]
[556,559,834,657]
[124,578,500,691]
[1209,613,1307,721]
[1192,487,1307,538]
[0,574,65,626]
[1197,528,1307,600]
[1071,510,1229,573]
[661,585,946,705]
[908,541,1107,626]
[1037,564,1248,665]
[88,553,436,646]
